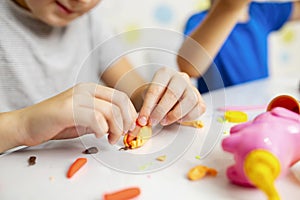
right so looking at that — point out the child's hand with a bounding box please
[137,67,206,126]
[18,83,137,146]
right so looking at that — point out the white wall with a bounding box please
[269,21,300,77]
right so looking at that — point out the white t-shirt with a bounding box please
[0,0,116,112]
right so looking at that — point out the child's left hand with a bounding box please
[137,67,205,126]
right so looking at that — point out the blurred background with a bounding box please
[98,0,300,79]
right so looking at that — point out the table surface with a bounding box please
[0,72,299,200]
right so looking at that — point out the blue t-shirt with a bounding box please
[184,2,292,93]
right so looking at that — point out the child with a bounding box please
[178,0,300,93]
[0,0,206,153]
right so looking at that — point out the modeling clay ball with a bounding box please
[123,125,152,149]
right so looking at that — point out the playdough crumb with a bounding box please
[180,120,204,128]
[28,156,36,166]
[82,147,99,154]
[156,155,166,161]
[187,165,218,181]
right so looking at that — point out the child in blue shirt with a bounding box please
[178,0,300,93]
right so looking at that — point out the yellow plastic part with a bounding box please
[244,150,281,200]
[224,110,248,123]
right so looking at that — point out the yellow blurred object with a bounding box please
[280,27,295,43]
[124,24,141,44]
[244,150,281,200]
[180,120,204,128]
[123,125,152,149]
[156,155,166,162]
[224,110,248,123]
[195,0,211,11]
[187,165,218,181]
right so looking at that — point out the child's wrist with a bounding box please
[0,110,25,153]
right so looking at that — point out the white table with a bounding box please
[0,74,299,200]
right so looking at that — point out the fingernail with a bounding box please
[138,116,147,126]
[122,130,128,136]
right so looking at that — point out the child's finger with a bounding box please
[110,90,137,133]
[93,85,137,133]
[160,90,197,125]
[93,112,109,138]
[176,103,204,123]
[74,84,130,143]
[73,107,108,137]
[138,69,170,126]
[93,100,124,144]
[165,87,205,124]
[74,83,135,132]
[149,75,186,125]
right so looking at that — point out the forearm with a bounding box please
[101,57,147,111]
[0,97,66,153]
[178,0,250,77]
[290,1,300,21]
[0,110,25,153]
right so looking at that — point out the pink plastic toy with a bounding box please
[222,95,300,200]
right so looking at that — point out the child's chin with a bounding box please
[42,16,73,27]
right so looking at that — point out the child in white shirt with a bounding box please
[0,0,205,153]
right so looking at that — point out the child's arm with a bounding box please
[177,0,251,77]
[101,57,146,111]
[0,83,137,153]
[101,57,206,127]
[0,111,24,153]
[290,1,300,21]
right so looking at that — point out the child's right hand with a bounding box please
[16,83,137,147]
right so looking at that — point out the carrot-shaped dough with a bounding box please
[103,187,141,200]
[67,158,87,178]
